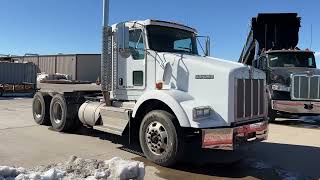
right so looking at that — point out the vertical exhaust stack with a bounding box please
[101,0,111,106]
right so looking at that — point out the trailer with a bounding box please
[0,61,37,96]
[32,0,268,166]
[239,13,319,121]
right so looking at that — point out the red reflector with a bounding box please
[156,82,163,90]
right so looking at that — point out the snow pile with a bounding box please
[0,166,26,178]
[36,73,49,82]
[0,156,145,180]
[37,73,72,82]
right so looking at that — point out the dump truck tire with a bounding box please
[32,92,51,125]
[139,110,184,167]
[50,94,78,132]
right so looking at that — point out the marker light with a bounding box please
[156,82,163,90]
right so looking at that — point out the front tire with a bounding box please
[139,110,183,167]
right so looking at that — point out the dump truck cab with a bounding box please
[239,13,320,121]
[255,49,319,119]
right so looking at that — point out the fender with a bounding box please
[132,90,194,127]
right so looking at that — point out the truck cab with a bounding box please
[32,19,268,166]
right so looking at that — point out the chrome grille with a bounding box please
[291,74,320,100]
[235,79,265,121]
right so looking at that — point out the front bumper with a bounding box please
[272,100,320,114]
[202,121,268,150]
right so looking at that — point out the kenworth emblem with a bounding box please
[195,75,215,79]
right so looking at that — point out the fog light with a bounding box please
[193,106,211,120]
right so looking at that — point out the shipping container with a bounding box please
[0,62,37,96]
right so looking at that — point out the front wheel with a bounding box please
[139,110,184,167]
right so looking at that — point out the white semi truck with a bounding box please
[32,0,268,166]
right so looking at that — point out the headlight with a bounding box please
[271,83,290,92]
[193,106,211,120]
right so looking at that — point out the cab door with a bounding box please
[116,28,146,97]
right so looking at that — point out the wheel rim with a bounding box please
[34,99,42,119]
[145,121,168,155]
[52,102,63,124]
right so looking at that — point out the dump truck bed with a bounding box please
[239,13,301,65]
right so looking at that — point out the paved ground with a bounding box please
[0,96,319,179]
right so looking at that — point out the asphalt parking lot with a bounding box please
[0,96,319,180]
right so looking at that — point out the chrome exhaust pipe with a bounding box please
[101,0,111,106]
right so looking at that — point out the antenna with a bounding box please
[310,24,313,49]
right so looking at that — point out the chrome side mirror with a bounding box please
[197,36,211,57]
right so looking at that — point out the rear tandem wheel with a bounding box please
[49,94,80,132]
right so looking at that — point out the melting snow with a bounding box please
[0,156,145,180]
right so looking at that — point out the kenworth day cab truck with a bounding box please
[239,13,319,121]
[32,0,268,166]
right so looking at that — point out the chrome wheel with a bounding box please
[52,102,63,124]
[145,121,168,155]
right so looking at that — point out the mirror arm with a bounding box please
[205,36,211,56]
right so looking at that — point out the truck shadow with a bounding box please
[72,126,143,154]
[72,127,319,179]
[0,94,33,100]
[272,118,320,129]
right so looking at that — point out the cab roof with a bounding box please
[113,19,197,34]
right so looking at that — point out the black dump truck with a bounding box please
[239,13,319,121]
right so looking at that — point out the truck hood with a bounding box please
[269,67,320,85]
[158,52,249,73]
[154,52,265,127]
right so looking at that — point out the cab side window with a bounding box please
[129,29,145,60]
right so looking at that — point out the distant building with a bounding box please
[16,54,101,82]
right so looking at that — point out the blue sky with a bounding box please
[0,0,319,63]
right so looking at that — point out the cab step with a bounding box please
[93,106,132,136]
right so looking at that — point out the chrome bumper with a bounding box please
[202,121,268,150]
[272,100,320,114]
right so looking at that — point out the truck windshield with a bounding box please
[146,25,198,55]
[268,52,316,68]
